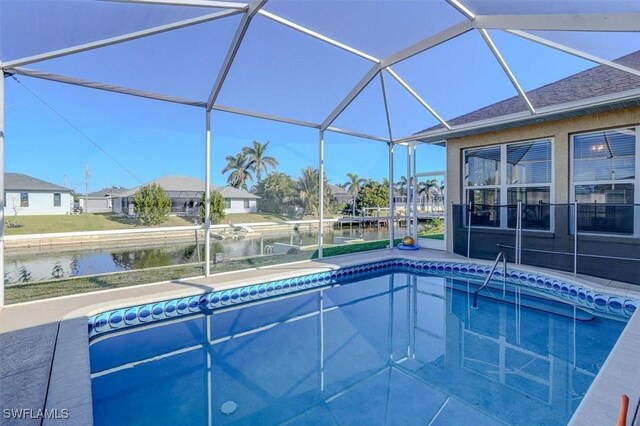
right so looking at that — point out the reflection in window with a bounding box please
[465,147,500,186]
[573,128,635,182]
[224,199,231,209]
[507,187,550,230]
[467,188,500,227]
[572,127,637,235]
[575,184,634,234]
[20,192,29,207]
[507,140,551,185]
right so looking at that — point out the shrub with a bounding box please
[132,183,171,226]
[200,190,226,224]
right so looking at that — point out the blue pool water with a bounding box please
[89,271,628,425]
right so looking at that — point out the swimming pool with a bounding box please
[88,260,636,425]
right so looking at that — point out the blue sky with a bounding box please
[2,1,637,194]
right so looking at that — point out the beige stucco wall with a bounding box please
[445,106,640,251]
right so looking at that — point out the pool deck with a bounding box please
[0,248,638,425]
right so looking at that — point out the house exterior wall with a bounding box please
[226,199,257,214]
[446,106,640,251]
[83,197,112,213]
[444,106,640,284]
[5,191,72,215]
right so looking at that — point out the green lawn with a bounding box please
[5,213,195,235]
[4,212,339,235]
[6,238,400,304]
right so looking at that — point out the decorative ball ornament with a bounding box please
[402,236,416,246]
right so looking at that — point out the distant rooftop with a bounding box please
[419,50,640,142]
[119,176,259,199]
[5,173,71,192]
[87,187,129,198]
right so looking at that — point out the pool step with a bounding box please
[448,280,595,321]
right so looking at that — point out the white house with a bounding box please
[83,187,129,213]
[5,173,73,216]
[113,176,259,216]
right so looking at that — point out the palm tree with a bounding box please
[418,179,438,210]
[242,140,279,183]
[221,152,253,190]
[296,167,331,217]
[396,176,407,196]
[344,173,367,217]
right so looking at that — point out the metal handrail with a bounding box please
[472,251,507,309]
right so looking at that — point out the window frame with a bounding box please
[224,198,231,209]
[570,125,640,237]
[53,192,62,207]
[243,199,250,209]
[20,192,29,207]
[463,137,555,231]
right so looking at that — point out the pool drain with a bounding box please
[220,400,238,415]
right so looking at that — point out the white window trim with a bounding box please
[569,125,640,237]
[463,138,555,231]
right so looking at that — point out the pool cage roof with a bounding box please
[2,0,640,145]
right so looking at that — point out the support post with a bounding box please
[406,147,411,236]
[573,201,578,274]
[0,71,4,308]
[412,145,418,241]
[318,130,324,259]
[388,142,395,247]
[204,110,211,276]
[516,201,522,264]
[467,204,472,259]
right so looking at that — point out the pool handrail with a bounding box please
[472,251,507,309]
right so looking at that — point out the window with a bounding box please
[20,193,29,207]
[53,193,61,207]
[464,139,553,229]
[244,199,250,209]
[572,127,638,235]
[224,199,231,209]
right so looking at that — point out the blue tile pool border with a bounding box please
[87,258,639,339]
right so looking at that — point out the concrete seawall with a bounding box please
[4,220,339,250]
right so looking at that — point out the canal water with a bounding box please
[5,227,400,284]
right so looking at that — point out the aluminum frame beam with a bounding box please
[101,0,247,8]
[379,73,396,247]
[474,13,640,32]
[7,67,206,107]
[255,10,450,133]
[206,0,267,110]
[258,10,380,63]
[385,68,451,130]
[507,30,640,78]
[321,64,381,131]
[478,29,536,114]
[4,9,243,69]
[0,71,4,308]
[211,104,319,128]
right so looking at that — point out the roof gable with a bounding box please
[5,173,71,192]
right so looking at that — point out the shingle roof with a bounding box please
[5,173,71,192]
[87,187,129,197]
[119,176,259,199]
[423,50,640,134]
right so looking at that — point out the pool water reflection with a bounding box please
[90,273,627,425]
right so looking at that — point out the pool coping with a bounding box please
[1,248,639,425]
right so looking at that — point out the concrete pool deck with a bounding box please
[0,248,638,425]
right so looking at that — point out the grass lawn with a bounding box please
[4,213,340,235]
[5,213,195,235]
[6,238,400,304]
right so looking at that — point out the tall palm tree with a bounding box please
[221,152,253,190]
[418,179,438,209]
[242,140,279,183]
[344,173,367,217]
[396,176,408,196]
[296,167,331,217]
